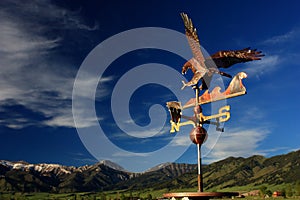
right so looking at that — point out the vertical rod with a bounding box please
[195,86,203,192]
[196,86,200,192]
[195,86,199,107]
[197,143,203,192]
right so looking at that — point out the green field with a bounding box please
[1,183,299,200]
[0,192,299,200]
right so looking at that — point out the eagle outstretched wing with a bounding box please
[180,13,263,90]
[180,13,206,71]
[207,47,264,68]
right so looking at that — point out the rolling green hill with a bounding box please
[0,150,299,193]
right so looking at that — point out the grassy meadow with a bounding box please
[1,183,299,200]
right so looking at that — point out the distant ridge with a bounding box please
[0,150,299,193]
[144,162,172,172]
[99,160,127,172]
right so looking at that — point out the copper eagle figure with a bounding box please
[180,13,264,90]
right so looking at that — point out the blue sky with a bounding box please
[0,0,300,172]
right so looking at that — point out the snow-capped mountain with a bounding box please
[99,160,127,172]
[0,159,197,192]
[0,160,132,193]
[144,162,172,172]
[0,160,78,175]
[0,150,299,193]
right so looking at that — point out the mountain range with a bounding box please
[0,150,299,193]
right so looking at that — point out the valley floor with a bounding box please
[0,190,299,200]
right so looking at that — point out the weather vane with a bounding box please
[164,13,263,199]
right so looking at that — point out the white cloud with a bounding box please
[1,0,98,32]
[204,127,270,163]
[171,134,192,147]
[240,106,266,122]
[238,27,300,80]
[263,28,300,45]
[0,1,98,129]
[112,151,150,158]
[121,128,162,138]
[243,55,280,77]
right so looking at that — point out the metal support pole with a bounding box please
[195,86,199,108]
[197,143,203,192]
[195,85,203,192]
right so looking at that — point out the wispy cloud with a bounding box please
[171,134,192,147]
[262,28,300,45]
[71,152,98,165]
[238,27,300,80]
[204,127,270,163]
[253,27,300,75]
[112,151,150,158]
[242,106,265,121]
[0,0,98,129]
[242,55,280,77]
